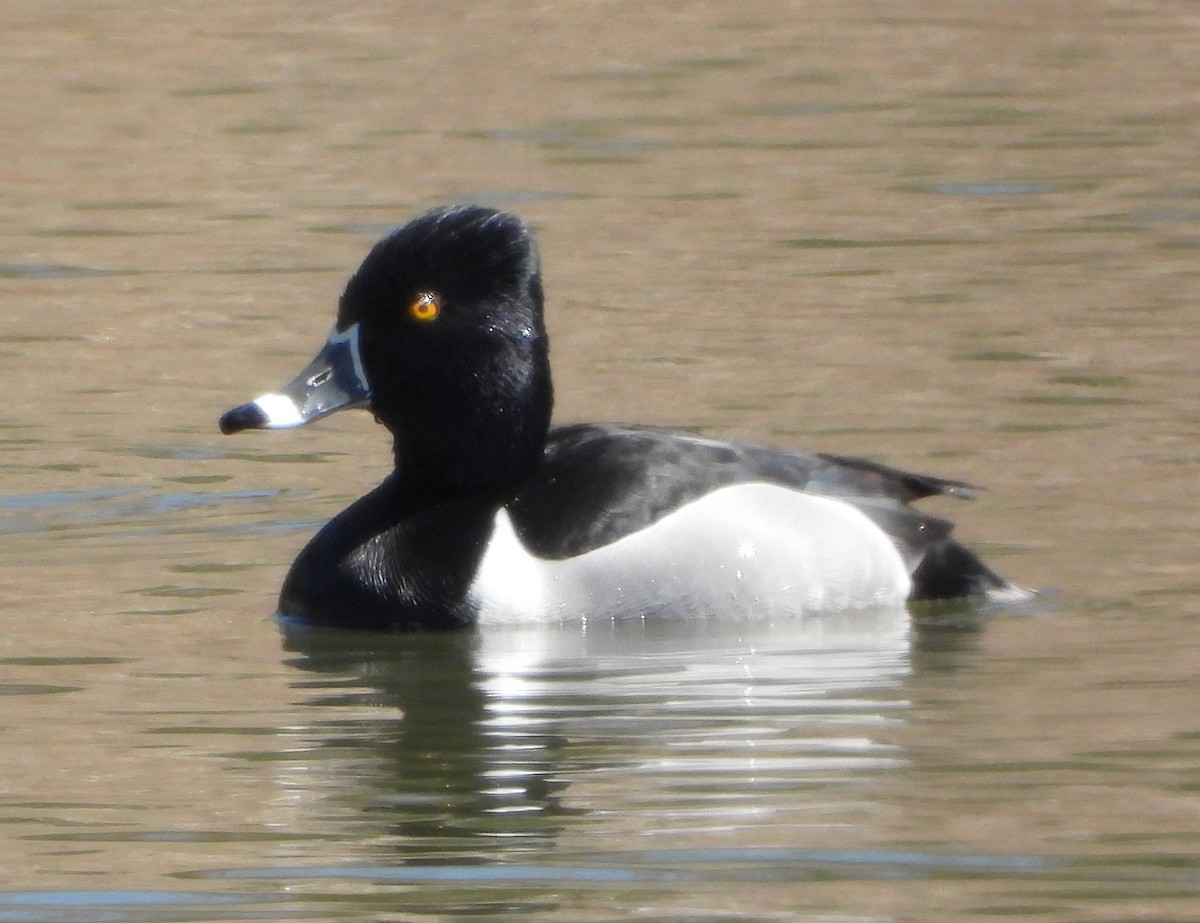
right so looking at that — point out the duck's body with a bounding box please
[277,422,987,631]
[221,205,1022,631]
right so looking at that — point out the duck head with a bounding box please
[220,205,553,489]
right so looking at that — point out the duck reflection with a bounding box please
[279,610,913,853]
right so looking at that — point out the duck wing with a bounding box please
[507,423,970,565]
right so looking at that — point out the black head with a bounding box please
[221,205,554,490]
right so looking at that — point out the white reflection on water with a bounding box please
[277,609,912,853]
[172,612,1069,920]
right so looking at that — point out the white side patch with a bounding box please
[467,512,548,625]
[252,392,306,429]
[467,482,912,625]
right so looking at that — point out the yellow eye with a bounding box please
[408,291,441,323]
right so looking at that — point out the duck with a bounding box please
[219,204,1024,631]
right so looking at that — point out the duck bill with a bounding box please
[219,324,371,434]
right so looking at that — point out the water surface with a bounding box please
[1,2,1198,920]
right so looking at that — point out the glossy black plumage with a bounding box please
[222,204,1021,631]
[508,423,968,558]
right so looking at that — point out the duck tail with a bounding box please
[910,539,1033,603]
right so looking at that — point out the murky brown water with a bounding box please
[2,2,1198,920]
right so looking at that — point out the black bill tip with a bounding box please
[219,402,269,435]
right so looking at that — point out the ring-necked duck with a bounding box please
[220,205,1025,630]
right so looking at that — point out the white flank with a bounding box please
[467,482,911,625]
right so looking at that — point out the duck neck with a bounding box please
[388,350,553,494]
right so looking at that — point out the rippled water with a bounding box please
[2,2,1199,921]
